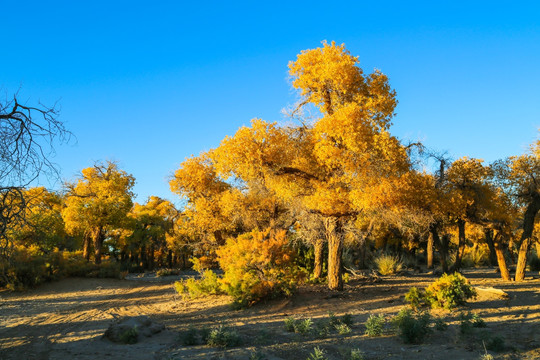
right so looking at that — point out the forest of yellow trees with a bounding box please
[2,41,540,302]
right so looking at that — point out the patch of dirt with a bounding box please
[0,269,539,359]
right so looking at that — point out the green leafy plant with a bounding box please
[364,314,386,337]
[424,273,477,309]
[405,287,425,310]
[174,269,225,299]
[307,347,327,360]
[295,318,314,334]
[391,307,432,344]
[180,327,200,345]
[206,325,242,348]
[284,316,296,332]
[348,349,366,360]
[119,327,139,344]
[373,253,403,275]
[335,323,352,335]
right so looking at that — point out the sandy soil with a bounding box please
[1,269,539,360]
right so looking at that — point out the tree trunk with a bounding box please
[427,232,434,269]
[515,195,540,281]
[313,239,324,279]
[484,228,498,266]
[430,224,449,273]
[325,218,343,291]
[82,231,92,261]
[452,219,466,271]
[494,237,511,281]
[93,227,104,264]
[167,250,173,268]
[149,243,155,270]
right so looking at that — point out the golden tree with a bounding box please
[211,41,410,290]
[63,162,135,264]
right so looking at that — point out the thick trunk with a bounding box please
[427,232,434,269]
[515,195,540,281]
[93,227,104,265]
[148,244,155,270]
[452,219,466,271]
[313,239,324,279]
[325,218,343,291]
[430,224,449,273]
[167,250,173,268]
[494,238,511,281]
[82,231,92,261]
[484,228,498,266]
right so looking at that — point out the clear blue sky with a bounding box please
[3,1,540,205]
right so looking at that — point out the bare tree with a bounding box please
[0,93,70,266]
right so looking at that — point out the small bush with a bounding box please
[486,335,506,352]
[217,229,302,308]
[284,316,296,332]
[365,314,386,337]
[405,287,425,310]
[206,325,241,348]
[307,347,327,360]
[181,327,200,345]
[295,318,313,334]
[424,273,477,309]
[472,313,487,328]
[340,313,354,327]
[346,349,366,360]
[373,253,403,275]
[335,323,352,335]
[391,307,432,344]
[119,327,138,344]
[156,268,180,277]
[174,269,225,299]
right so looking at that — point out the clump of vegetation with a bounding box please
[345,349,366,360]
[156,268,180,277]
[373,253,403,275]
[391,307,432,344]
[307,347,327,360]
[424,273,477,309]
[119,327,139,344]
[405,286,425,310]
[284,316,314,334]
[205,325,242,348]
[180,327,200,346]
[174,268,224,299]
[365,314,386,337]
[528,254,540,271]
[485,335,506,352]
[217,229,302,308]
[459,312,487,335]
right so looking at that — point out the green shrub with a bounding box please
[391,307,432,344]
[405,286,425,310]
[373,253,403,275]
[340,313,354,327]
[284,316,296,332]
[295,318,313,334]
[181,327,200,345]
[346,349,366,360]
[335,323,352,335]
[364,314,386,337]
[424,273,477,309]
[174,269,225,299]
[119,327,139,344]
[486,335,506,352]
[307,347,327,360]
[206,325,241,348]
[472,313,487,328]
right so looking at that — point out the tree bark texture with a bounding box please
[325,217,343,291]
[427,232,434,269]
[494,238,511,281]
[515,195,540,281]
[313,239,324,279]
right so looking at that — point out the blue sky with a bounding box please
[3,1,540,205]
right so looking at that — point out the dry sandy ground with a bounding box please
[1,269,539,360]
